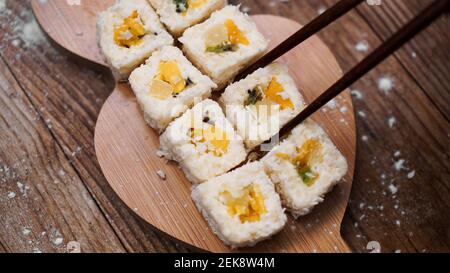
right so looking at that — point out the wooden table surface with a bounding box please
[0,0,448,253]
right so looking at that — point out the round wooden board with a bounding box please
[32,1,356,253]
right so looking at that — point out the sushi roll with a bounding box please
[261,119,348,218]
[220,63,305,150]
[97,0,173,80]
[148,0,227,37]
[179,5,268,89]
[160,99,247,183]
[192,162,287,248]
[129,46,217,132]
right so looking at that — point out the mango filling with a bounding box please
[149,61,187,100]
[275,139,322,187]
[205,19,249,53]
[114,10,146,48]
[245,77,294,115]
[221,184,267,223]
[189,124,230,157]
[265,77,294,110]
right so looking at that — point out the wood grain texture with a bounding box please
[0,56,125,253]
[356,0,450,118]
[31,0,114,66]
[0,0,447,253]
[95,15,355,252]
[1,0,190,253]
[298,0,450,252]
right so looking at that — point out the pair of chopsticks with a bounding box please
[239,0,449,155]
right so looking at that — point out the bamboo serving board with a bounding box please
[32,0,356,253]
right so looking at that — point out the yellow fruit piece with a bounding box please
[225,19,249,46]
[189,0,207,9]
[158,61,186,94]
[264,77,294,110]
[114,10,146,47]
[202,125,229,156]
[275,139,322,187]
[124,11,146,36]
[222,184,267,223]
[275,152,291,161]
[293,139,322,165]
[190,124,230,156]
[204,23,229,48]
[149,79,173,100]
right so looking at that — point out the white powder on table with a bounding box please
[355,40,369,52]
[378,76,394,94]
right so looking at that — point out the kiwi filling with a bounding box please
[204,19,249,53]
[275,139,322,187]
[244,77,294,114]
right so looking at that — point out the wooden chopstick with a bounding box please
[248,0,449,158]
[235,0,365,81]
[277,0,449,140]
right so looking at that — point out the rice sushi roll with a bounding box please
[160,99,247,183]
[179,5,268,89]
[149,0,227,37]
[220,63,305,150]
[261,119,348,218]
[192,162,287,248]
[129,46,217,132]
[97,0,173,80]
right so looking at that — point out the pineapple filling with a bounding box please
[244,77,294,114]
[114,10,146,48]
[221,184,267,223]
[173,0,207,14]
[189,123,230,157]
[275,139,322,187]
[149,61,188,100]
[205,19,249,53]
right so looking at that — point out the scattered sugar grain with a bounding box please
[67,241,81,253]
[22,227,31,236]
[394,159,405,171]
[355,40,369,52]
[407,170,415,179]
[387,116,396,128]
[317,6,327,15]
[388,184,398,195]
[53,237,64,246]
[351,90,363,100]
[241,6,251,13]
[378,76,394,94]
[156,170,166,180]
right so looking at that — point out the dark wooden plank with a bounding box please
[232,0,450,252]
[0,0,190,253]
[0,56,126,253]
[356,0,450,118]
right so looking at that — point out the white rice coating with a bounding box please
[129,46,216,132]
[97,0,173,80]
[160,99,247,183]
[220,63,305,149]
[179,5,268,89]
[149,0,227,37]
[192,162,287,248]
[261,119,348,218]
